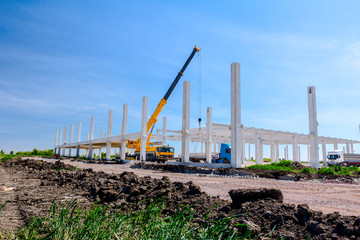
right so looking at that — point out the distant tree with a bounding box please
[32,148,39,155]
[0,150,4,154]
[10,151,14,155]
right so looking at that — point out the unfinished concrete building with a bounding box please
[54,63,360,168]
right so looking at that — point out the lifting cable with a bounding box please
[197,49,202,130]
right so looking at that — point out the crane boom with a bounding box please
[145,45,200,145]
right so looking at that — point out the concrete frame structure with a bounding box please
[55,62,360,168]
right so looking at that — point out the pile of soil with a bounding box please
[132,162,359,183]
[1,159,360,239]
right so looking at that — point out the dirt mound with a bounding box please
[229,188,283,207]
[290,161,307,170]
[2,159,360,239]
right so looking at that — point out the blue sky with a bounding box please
[1,1,360,158]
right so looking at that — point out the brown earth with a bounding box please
[1,158,360,239]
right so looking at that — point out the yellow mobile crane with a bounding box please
[127,45,201,162]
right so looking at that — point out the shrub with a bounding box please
[317,167,336,175]
[300,167,313,173]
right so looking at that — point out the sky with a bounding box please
[1,1,360,159]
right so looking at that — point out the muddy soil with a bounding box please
[1,159,360,239]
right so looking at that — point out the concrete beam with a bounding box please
[140,97,148,161]
[181,81,191,163]
[230,62,242,168]
[308,86,320,168]
[206,107,212,163]
[120,104,128,160]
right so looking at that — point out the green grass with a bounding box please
[246,160,294,172]
[14,199,251,240]
[317,165,359,176]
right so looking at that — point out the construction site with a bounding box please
[2,46,360,239]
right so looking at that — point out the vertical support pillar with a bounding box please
[76,146,80,158]
[68,124,74,157]
[334,139,339,150]
[206,107,212,163]
[346,143,350,153]
[293,134,298,162]
[140,97,148,161]
[322,143,327,166]
[218,143,221,154]
[54,130,58,155]
[106,110,113,160]
[98,148,102,160]
[271,133,275,163]
[248,144,251,161]
[120,104,128,160]
[58,128,62,155]
[181,81,191,163]
[307,144,310,163]
[100,130,103,138]
[275,141,279,162]
[308,86,319,168]
[298,147,301,162]
[201,143,204,153]
[62,126,67,156]
[162,116,167,145]
[255,132,261,164]
[88,117,95,159]
[285,145,289,160]
[230,62,242,168]
[351,143,354,153]
[77,121,82,142]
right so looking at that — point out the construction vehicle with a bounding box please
[126,45,201,162]
[327,150,360,166]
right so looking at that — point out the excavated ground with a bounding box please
[1,159,360,239]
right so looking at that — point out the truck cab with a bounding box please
[217,143,231,163]
[327,150,344,165]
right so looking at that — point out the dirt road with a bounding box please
[44,158,360,216]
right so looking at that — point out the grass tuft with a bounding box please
[15,199,251,240]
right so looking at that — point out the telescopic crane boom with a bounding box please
[127,45,200,152]
[145,45,200,145]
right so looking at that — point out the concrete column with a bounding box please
[343,146,345,153]
[62,126,67,156]
[86,149,89,158]
[98,148,102,160]
[156,129,161,142]
[248,144,251,161]
[162,116,167,145]
[346,143,350,153]
[77,121,82,142]
[334,139,338,150]
[307,144,310,163]
[230,62,242,168]
[54,130,58,154]
[286,145,289,160]
[90,116,95,140]
[140,97,148,161]
[271,133,275,163]
[201,142,204,153]
[181,81,191,163]
[87,133,90,140]
[76,146,80,158]
[68,124,74,157]
[120,104,128,160]
[255,132,261,164]
[308,86,320,168]
[298,147,301,162]
[322,143,327,166]
[275,142,279,163]
[100,130,103,138]
[293,135,298,162]
[58,128,62,154]
[106,110,113,160]
[283,146,286,160]
[218,143,221,154]
[206,107,212,163]
[88,144,93,159]
[351,143,354,153]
